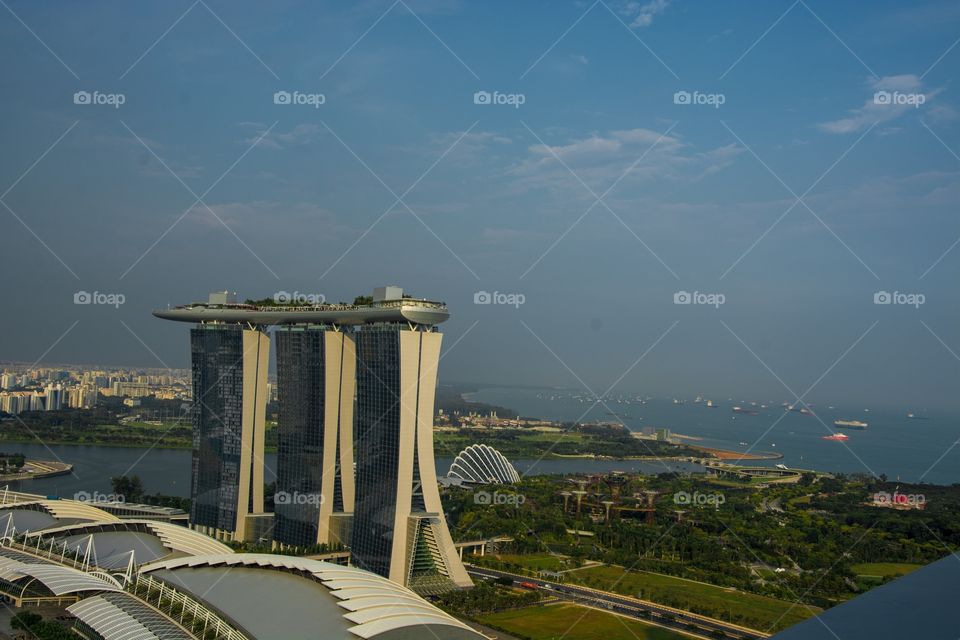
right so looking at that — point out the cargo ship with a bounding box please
[834,419,868,430]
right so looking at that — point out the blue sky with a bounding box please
[1,0,959,410]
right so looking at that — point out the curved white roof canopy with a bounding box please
[24,519,232,566]
[141,554,484,640]
[68,592,193,640]
[447,444,521,484]
[0,499,120,527]
[0,559,121,595]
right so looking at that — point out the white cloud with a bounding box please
[238,123,323,149]
[510,127,741,194]
[817,75,939,134]
[404,130,513,164]
[620,0,673,28]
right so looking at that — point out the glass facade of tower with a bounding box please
[351,324,403,578]
[190,324,244,532]
[274,327,327,547]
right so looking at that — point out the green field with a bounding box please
[569,565,817,632]
[434,430,588,455]
[850,562,922,578]
[481,553,574,572]
[478,603,691,640]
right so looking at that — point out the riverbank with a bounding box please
[688,445,783,461]
[0,459,73,481]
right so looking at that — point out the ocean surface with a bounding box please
[466,388,960,484]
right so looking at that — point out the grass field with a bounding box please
[478,603,691,640]
[569,565,817,632]
[850,562,922,578]
[483,553,574,572]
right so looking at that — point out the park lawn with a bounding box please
[569,565,817,633]
[478,602,691,640]
[122,421,183,430]
[485,553,572,572]
[850,562,922,578]
[435,431,586,458]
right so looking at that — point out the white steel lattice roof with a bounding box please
[68,592,193,640]
[447,444,521,484]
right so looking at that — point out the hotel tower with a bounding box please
[155,286,471,592]
[351,322,472,593]
[188,318,270,542]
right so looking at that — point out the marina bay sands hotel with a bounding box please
[153,286,472,594]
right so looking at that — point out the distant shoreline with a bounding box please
[689,445,783,461]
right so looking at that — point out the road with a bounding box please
[465,565,770,640]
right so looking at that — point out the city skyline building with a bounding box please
[274,325,356,548]
[189,323,270,542]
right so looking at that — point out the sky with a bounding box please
[1,0,959,410]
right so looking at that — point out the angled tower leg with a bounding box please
[275,326,356,548]
[189,324,268,542]
[351,324,472,594]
